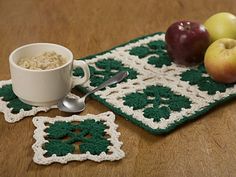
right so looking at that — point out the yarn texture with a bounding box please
[73,32,236,134]
[1,32,236,134]
[32,112,125,165]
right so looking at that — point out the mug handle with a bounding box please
[72,60,90,87]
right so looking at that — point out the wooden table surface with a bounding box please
[1,0,236,176]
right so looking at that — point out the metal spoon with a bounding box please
[57,71,129,113]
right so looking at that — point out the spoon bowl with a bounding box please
[57,71,129,113]
[57,97,86,113]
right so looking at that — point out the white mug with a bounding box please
[9,43,90,106]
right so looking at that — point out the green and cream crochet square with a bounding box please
[0,80,57,123]
[73,32,236,135]
[32,112,125,165]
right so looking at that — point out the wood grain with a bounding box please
[1,0,236,176]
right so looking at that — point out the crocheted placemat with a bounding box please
[73,32,236,135]
[0,79,79,123]
[32,111,125,165]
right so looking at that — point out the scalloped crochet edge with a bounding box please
[32,111,125,165]
[0,80,56,123]
[74,31,236,135]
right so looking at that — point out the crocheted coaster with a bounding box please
[73,32,236,135]
[32,112,125,165]
[0,80,79,123]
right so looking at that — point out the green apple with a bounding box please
[204,12,236,42]
[204,38,236,83]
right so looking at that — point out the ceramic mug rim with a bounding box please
[9,43,73,73]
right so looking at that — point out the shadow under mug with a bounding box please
[9,43,90,107]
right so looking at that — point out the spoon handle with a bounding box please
[85,71,129,97]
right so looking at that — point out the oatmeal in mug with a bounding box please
[9,43,90,106]
[17,51,67,70]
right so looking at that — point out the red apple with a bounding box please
[204,38,236,83]
[165,21,210,66]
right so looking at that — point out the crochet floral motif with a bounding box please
[0,80,69,123]
[123,85,191,122]
[180,64,234,95]
[1,32,236,135]
[32,112,125,164]
[0,84,32,113]
[73,32,236,134]
[129,40,172,68]
[44,120,110,156]
[73,58,138,87]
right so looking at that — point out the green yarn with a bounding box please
[180,70,203,85]
[147,40,166,50]
[152,98,161,107]
[123,93,148,110]
[73,32,236,134]
[0,84,17,101]
[95,59,123,70]
[46,121,77,139]
[168,95,191,111]
[0,84,33,114]
[73,65,96,77]
[2,31,235,136]
[73,58,138,88]
[198,78,229,95]
[197,64,207,73]
[80,138,110,155]
[44,140,75,157]
[129,40,167,58]
[123,85,192,122]
[129,46,150,58]
[7,99,32,114]
[180,64,234,95]
[129,40,172,68]
[148,55,172,67]
[44,119,110,156]
[77,119,107,138]
[144,106,170,122]
[144,85,172,98]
